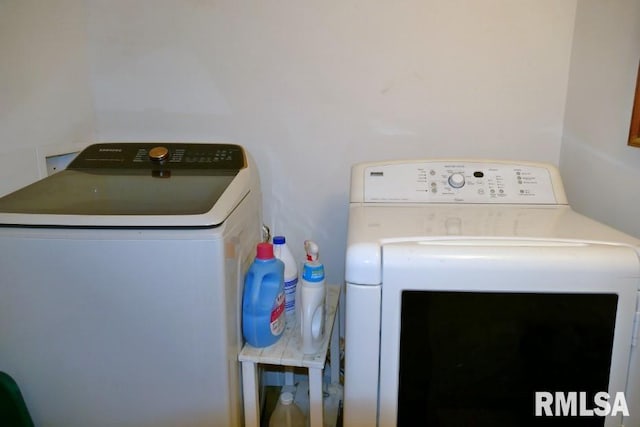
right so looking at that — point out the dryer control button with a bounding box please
[149,146,169,161]
[448,173,466,189]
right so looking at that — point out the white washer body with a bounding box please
[0,143,263,427]
[344,159,640,427]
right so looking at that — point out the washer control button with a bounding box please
[448,173,466,188]
[149,146,169,161]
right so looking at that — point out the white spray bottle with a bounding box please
[299,240,326,354]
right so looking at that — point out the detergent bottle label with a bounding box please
[270,291,285,336]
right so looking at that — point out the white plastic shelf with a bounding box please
[239,284,342,427]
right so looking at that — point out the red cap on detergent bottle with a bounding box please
[256,242,274,260]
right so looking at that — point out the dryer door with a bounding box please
[378,239,639,427]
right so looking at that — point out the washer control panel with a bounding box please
[361,160,564,204]
[68,143,246,171]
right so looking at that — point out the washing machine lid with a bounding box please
[0,143,252,228]
[345,203,640,285]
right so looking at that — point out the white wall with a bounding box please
[85,0,576,282]
[0,0,94,194]
[560,0,640,239]
[0,1,578,282]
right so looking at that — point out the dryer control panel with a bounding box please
[353,160,567,204]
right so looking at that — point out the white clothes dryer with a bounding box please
[0,143,263,427]
[344,159,640,427]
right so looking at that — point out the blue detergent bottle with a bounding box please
[242,242,286,347]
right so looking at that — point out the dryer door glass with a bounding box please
[397,291,617,427]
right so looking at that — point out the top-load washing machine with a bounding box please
[0,143,263,427]
[344,159,640,427]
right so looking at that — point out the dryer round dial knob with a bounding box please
[148,146,169,161]
[448,173,466,188]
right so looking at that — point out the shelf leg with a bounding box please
[330,302,340,385]
[241,361,260,427]
[308,367,324,427]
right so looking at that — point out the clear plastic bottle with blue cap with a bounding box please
[299,240,326,354]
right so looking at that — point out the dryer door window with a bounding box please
[397,291,617,427]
